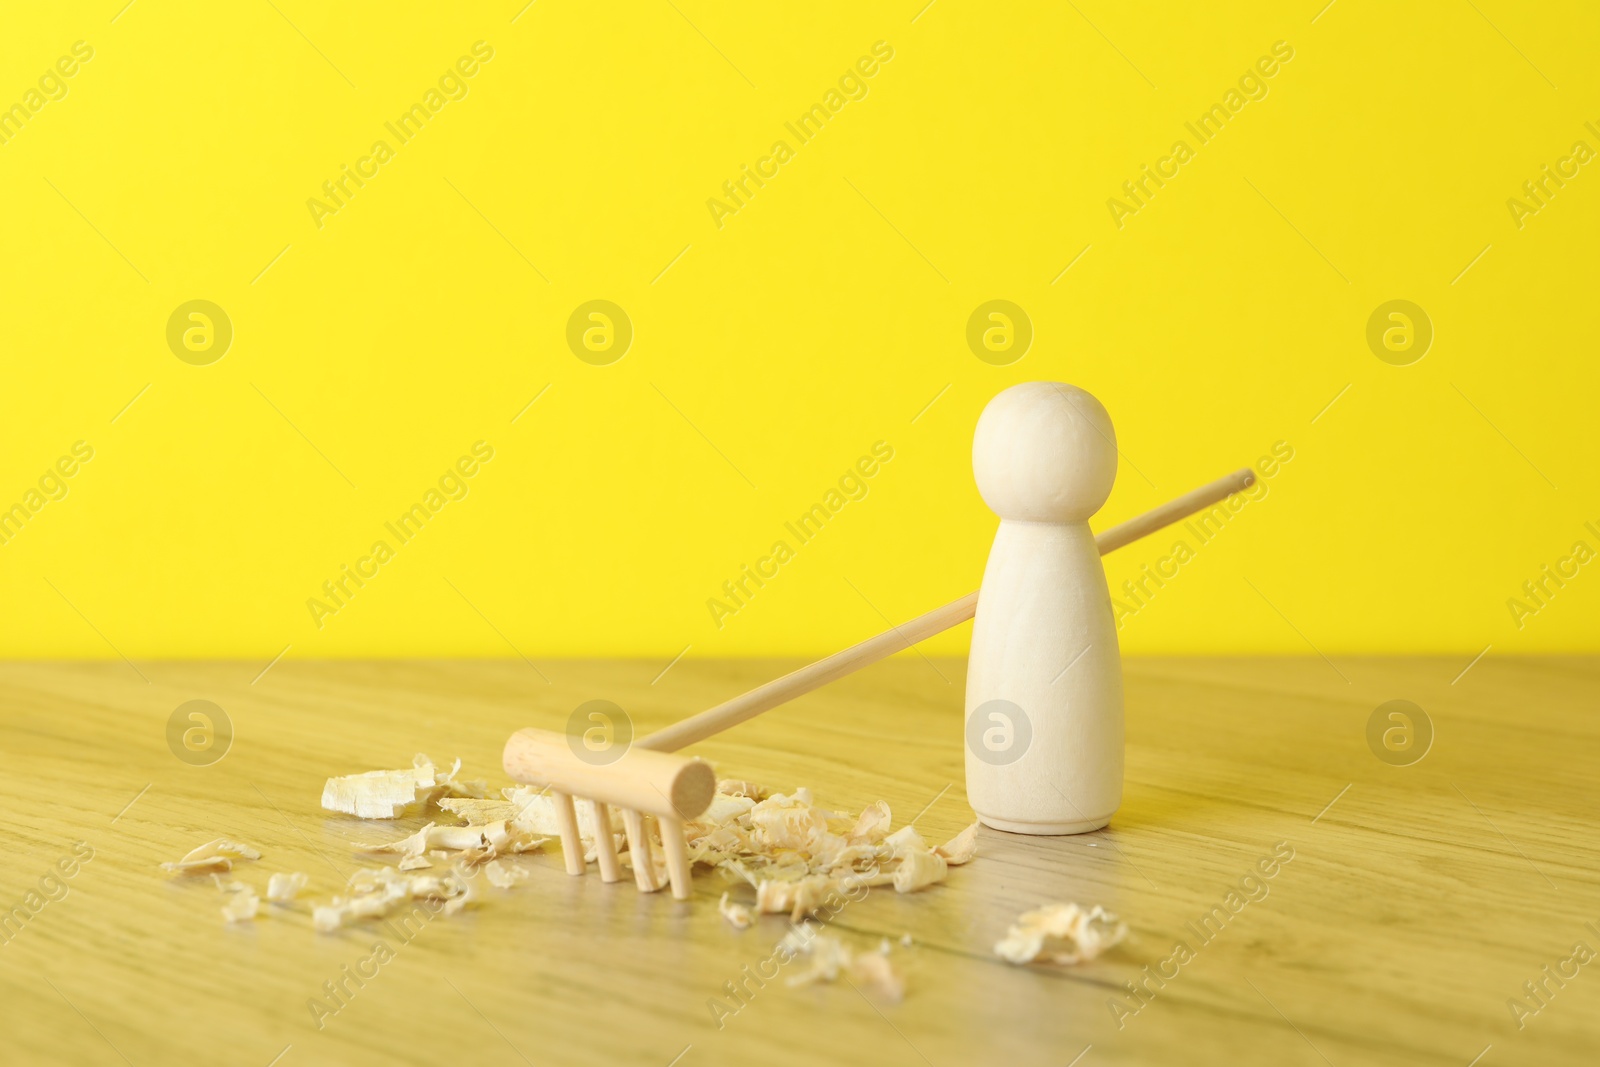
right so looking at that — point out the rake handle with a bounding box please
[637,466,1257,754]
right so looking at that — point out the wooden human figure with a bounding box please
[965,382,1123,834]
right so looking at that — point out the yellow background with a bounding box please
[1,1,1596,664]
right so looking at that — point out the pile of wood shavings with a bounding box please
[159,755,980,949]
[312,753,546,931]
[156,754,521,929]
[681,783,978,922]
[398,774,980,920]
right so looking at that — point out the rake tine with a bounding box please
[552,791,585,876]
[659,815,692,900]
[590,799,622,883]
[621,808,659,892]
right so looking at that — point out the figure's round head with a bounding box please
[972,382,1117,522]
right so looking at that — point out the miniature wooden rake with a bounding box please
[503,467,1256,900]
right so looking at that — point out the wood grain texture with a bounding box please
[0,656,1596,1067]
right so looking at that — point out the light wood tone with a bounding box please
[638,466,1256,754]
[504,727,715,895]
[620,807,658,892]
[2,657,1595,1066]
[659,816,693,901]
[532,461,1260,896]
[967,382,1124,834]
[503,726,717,820]
[589,800,622,883]
[550,791,584,876]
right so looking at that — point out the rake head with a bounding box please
[502,727,715,899]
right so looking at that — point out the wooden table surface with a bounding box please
[1,656,1595,1067]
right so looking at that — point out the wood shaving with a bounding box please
[754,875,837,921]
[702,792,758,827]
[212,872,260,922]
[320,754,435,819]
[497,786,625,863]
[220,885,260,923]
[438,797,521,825]
[437,760,489,801]
[783,926,904,1002]
[841,868,895,890]
[482,860,527,889]
[884,825,927,857]
[994,902,1127,966]
[718,892,753,929]
[891,849,948,893]
[848,950,904,1001]
[312,867,479,932]
[356,823,431,858]
[321,753,485,819]
[266,872,308,903]
[716,779,770,800]
[354,820,545,862]
[850,800,892,842]
[160,838,262,875]
[934,822,979,865]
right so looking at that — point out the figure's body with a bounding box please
[965,382,1123,835]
